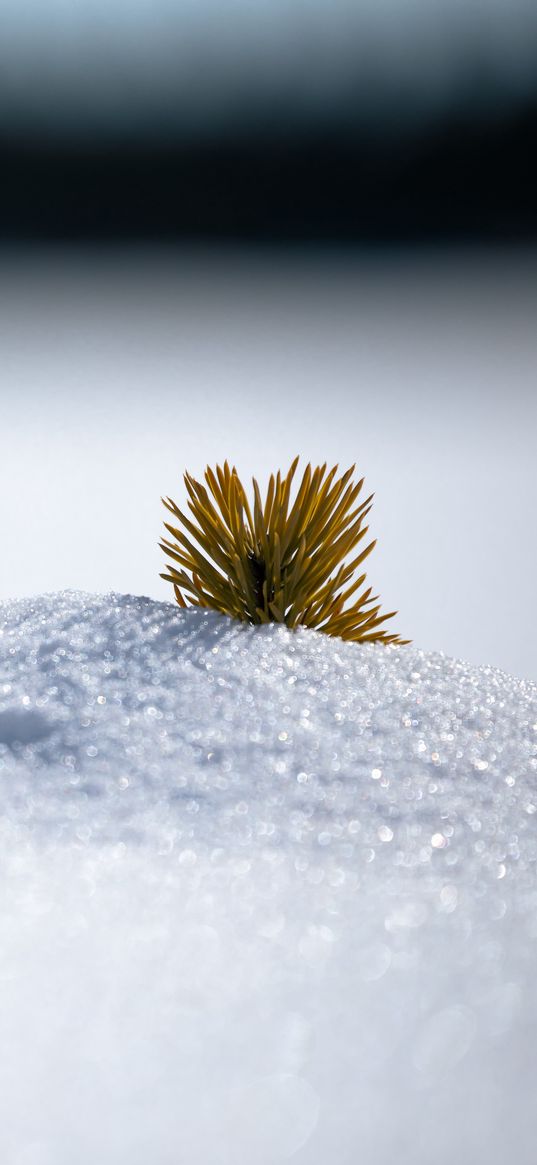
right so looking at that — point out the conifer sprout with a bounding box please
[160,457,408,644]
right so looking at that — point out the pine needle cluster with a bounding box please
[160,458,407,644]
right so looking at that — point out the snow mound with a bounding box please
[1,591,537,1165]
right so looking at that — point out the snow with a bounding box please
[1,590,537,1164]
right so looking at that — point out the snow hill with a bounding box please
[1,591,537,1165]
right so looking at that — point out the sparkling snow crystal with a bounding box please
[0,592,536,1164]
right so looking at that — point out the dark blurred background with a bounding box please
[1,0,536,242]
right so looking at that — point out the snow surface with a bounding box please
[1,591,537,1164]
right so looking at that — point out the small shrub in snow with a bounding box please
[160,458,407,643]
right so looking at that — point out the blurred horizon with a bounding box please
[3,0,537,135]
[1,0,536,242]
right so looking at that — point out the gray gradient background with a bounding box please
[2,246,536,680]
